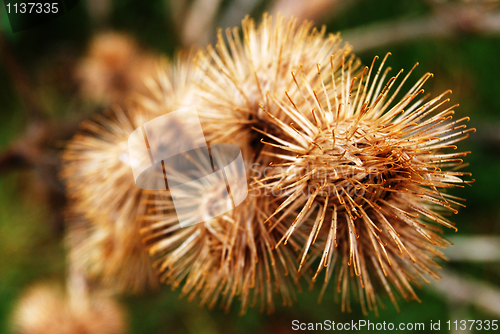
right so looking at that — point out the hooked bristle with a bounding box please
[255,52,473,315]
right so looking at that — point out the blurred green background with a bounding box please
[1,0,499,333]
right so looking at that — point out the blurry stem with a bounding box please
[0,33,47,121]
[180,0,224,47]
[0,31,67,173]
[169,0,189,34]
[0,147,32,173]
[180,0,359,46]
[0,118,83,174]
[444,236,500,262]
[428,269,500,317]
[68,256,90,311]
[342,4,500,53]
[0,116,84,233]
[270,0,356,23]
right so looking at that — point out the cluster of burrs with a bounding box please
[62,13,473,315]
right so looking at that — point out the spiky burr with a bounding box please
[63,52,200,293]
[254,53,474,314]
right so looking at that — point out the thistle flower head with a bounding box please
[138,14,473,315]
[63,51,201,293]
[11,283,126,334]
[256,53,474,314]
[137,14,360,314]
[139,49,201,115]
[64,13,474,316]
[76,32,157,106]
[140,152,302,315]
[62,108,158,293]
[66,205,159,293]
[195,13,356,145]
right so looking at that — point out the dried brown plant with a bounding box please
[254,53,474,314]
[11,283,126,334]
[63,14,473,315]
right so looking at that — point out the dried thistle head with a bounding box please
[139,49,201,116]
[139,14,473,315]
[11,283,126,334]
[76,32,157,106]
[140,152,302,315]
[64,13,474,316]
[63,52,200,293]
[255,53,474,314]
[62,108,158,293]
[195,13,356,145]
[65,205,159,293]
[137,14,359,313]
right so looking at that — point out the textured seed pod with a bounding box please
[76,32,157,106]
[255,53,474,314]
[64,13,474,316]
[140,147,303,314]
[138,13,360,314]
[195,13,357,145]
[11,283,126,334]
[65,204,159,293]
[138,49,202,116]
[63,108,159,293]
[63,52,201,293]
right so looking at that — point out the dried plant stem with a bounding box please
[270,0,357,23]
[179,0,224,46]
[343,5,500,53]
[428,269,500,317]
[0,33,46,121]
[443,236,500,262]
[0,119,85,174]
